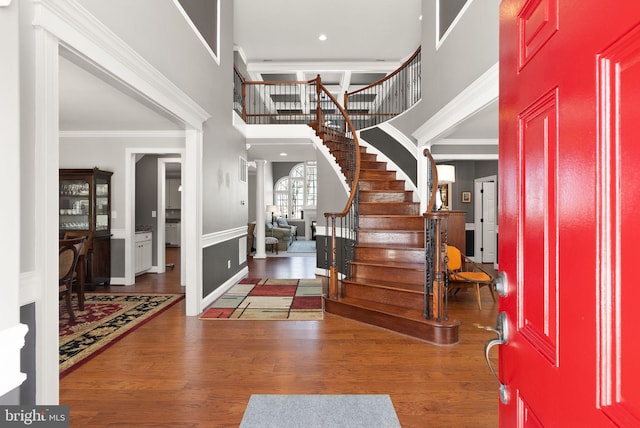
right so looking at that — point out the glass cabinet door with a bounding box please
[59,179,90,231]
[95,177,110,231]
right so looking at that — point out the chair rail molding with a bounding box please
[202,226,248,249]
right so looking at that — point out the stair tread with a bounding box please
[325,296,458,326]
[350,259,424,269]
[359,189,411,193]
[343,277,424,290]
[360,201,418,204]
[360,214,423,218]
[358,228,423,232]
[356,243,424,250]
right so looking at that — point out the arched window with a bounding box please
[274,161,317,219]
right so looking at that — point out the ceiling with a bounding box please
[234,0,422,98]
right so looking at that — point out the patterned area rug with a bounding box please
[59,293,184,376]
[200,278,324,320]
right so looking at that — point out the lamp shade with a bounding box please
[266,205,280,215]
[436,165,456,184]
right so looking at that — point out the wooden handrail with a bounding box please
[243,78,317,86]
[233,65,246,83]
[423,148,439,214]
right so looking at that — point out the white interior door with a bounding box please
[474,176,497,263]
[481,181,497,263]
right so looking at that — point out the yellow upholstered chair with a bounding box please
[446,245,496,310]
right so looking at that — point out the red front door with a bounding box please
[499,0,640,425]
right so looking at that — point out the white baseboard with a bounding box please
[200,267,249,313]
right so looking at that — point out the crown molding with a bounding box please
[246,60,401,74]
[59,130,187,138]
[413,62,498,146]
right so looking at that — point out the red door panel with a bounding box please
[499,0,640,425]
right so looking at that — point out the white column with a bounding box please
[254,160,267,259]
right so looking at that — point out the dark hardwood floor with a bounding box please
[60,246,499,427]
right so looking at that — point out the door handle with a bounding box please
[494,271,508,297]
[475,311,510,404]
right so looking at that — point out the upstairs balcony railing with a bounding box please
[345,46,421,130]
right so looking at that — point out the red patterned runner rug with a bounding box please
[59,293,184,377]
[199,278,324,320]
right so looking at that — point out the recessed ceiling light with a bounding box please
[318,34,327,41]
[280,152,288,156]
[419,15,423,21]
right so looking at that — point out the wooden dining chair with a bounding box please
[63,231,92,310]
[446,245,496,310]
[59,237,84,322]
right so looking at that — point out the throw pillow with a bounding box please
[278,218,289,227]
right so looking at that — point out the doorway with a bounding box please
[157,157,185,286]
[473,175,497,265]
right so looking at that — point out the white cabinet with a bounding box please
[166,179,181,209]
[166,222,181,247]
[135,232,152,275]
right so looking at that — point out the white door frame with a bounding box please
[157,156,186,285]
[473,175,498,265]
[33,0,209,404]
[124,149,184,285]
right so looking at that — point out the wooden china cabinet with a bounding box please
[59,168,113,288]
[442,210,466,254]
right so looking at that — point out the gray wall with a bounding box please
[316,155,349,218]
[111,239,125,277]
[272,162,298,184]
[202,239,246,297]
[360,127,417,186]
[443,160,498,222]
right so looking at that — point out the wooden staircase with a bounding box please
[313,124,460,345]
